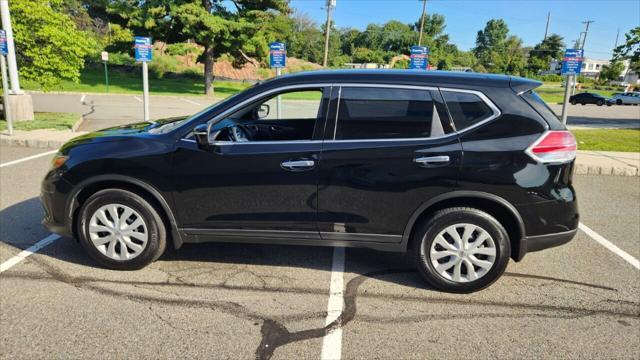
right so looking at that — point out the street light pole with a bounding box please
[418,0,427,46]
[0,0,21,94]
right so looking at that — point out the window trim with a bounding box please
[326,84,501,143]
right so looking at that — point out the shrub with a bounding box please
[148,53,180,79]
[165,43,201,57]
[107,52,135,66]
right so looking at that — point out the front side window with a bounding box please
[215,88,324,142]
[441,91,493,131]
[335,87,436,140]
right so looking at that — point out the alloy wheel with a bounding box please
[424,223,497,283]
[88,203,148,261]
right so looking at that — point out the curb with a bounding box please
[0,137,67,150]
[574,164,638,176]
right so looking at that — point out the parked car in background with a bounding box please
[610,91,640,105]
[41,70,579,293]
[569,92,611,106]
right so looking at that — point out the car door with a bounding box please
[316,84,462,243]
[169,85,331,237]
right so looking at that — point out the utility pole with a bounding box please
[581,20,594,50]
[418,0,427,46]
[543,11,550,41]
[614,28,620,48]
[0,0,21,93]
[322,0,335,68]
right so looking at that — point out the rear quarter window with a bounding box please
[441,91,493,131]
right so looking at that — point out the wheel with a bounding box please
[617,99,622,105]
[410,207,510,293]
[597,100,604,106]
[77,188,167,270]
[607,103,612,107]
[581,103,585,105]
[570,100,577,105]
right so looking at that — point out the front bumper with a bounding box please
[40,171,75,238]
[525,228,578,253]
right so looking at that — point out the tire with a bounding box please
[77,188,167,270]
[617,99,622,105]
[581,103,585,105]
[570,100,577,105]
[410,207,510,293]
[597,100,604,106]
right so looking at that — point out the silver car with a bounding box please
[610,91,640,105]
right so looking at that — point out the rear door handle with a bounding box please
[414,155,450,167]
[281,160,315,172]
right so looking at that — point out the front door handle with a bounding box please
[281,160,315,172]
[414,155,450,167]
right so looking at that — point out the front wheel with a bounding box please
[616,99,622,105]
[570,100,577,105]
[597,100,604,106]
[77,188,167,270]
[411,207,510,293]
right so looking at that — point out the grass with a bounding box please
[572,129,640,152]
[536,84,618,104]
[0,112,78,131]
[21,67,252,98]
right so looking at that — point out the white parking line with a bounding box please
[321,247,345,360]
[579,222,640,270]
[133,96,143,103]
[181,98,200,106]
[0,234,61,273]
[0,150,58,168]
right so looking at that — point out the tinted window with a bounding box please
[522,90,559,121]
[441,91,493,130]
[335,87,434,140]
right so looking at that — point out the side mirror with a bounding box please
[193,124,209,149]
[255,104,270,119]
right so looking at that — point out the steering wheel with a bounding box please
[229,125,251,142]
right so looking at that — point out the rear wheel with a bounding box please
[597,99,604,106]
[570,99,577,105]
[78,189,166,270]
[411,207,510,293]
[617,99,622,105]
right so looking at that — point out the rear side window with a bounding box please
[335,87,435,140]
[441,91,493,131]
[522,90,559,121]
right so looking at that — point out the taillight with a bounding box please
[526,130,577,164]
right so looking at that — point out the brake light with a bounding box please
[526,131,577,163]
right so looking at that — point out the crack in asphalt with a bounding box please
[6,258,638,360]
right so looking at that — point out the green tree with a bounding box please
[473,19,525,75]
[613,27,640,73]
[11,0,94,89]
[527,34,565,74]
[106,0,289,95]
[599,61,625,82]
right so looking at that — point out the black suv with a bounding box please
[41,70,579,292]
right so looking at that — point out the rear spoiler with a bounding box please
[509,76,543,95]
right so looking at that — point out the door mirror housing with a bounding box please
[193,124,210,149]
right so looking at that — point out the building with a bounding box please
[547,57,637,84]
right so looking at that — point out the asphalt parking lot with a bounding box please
[0,145,638,359]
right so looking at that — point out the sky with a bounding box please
[289,0,640,59]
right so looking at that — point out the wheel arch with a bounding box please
[67,175,183,249]
[402,191,526,261]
